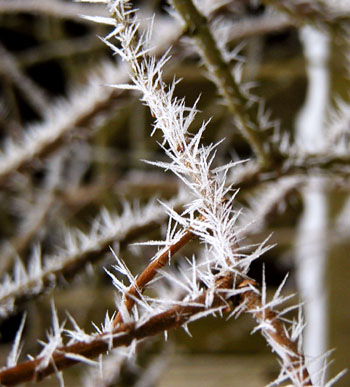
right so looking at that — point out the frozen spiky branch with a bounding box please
[0,266,312,386]
[238,277,311,386]
[76,1,313,384]
[0,10,182,183]
[171,0,281,167]
[0,195,183,318]
[0,0,348,386]
[0,271,234,386]
[96,0,255,275]
[0,61,124,181]
[0,252,317,386]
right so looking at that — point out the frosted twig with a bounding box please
[0,61,125,181]
[0,43,49,114]
[0,197,181,318]
[0,273,235,386]
[238,278,312,386]
[0,0,107,21]
[113,227,196,326]
[171,0,280,167]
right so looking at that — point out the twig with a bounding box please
[222,13,293,42]
[261,0,347,26]
[0,197,182,318]
[0,0,107,22]
[0,273,312,386]
[16,36,103,68]
[0,43,50,115]
[0,273,235,386]
[0,61,124,182]
[0,192,56,276]
[239,278,312,386]
[113,227,196,326]
[171,0,279,167]
[228,154,350,193]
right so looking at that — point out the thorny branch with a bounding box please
[0,272,235,386]
[171,0,279,167]
[238,279,311,386]
[113,227,196,326]
[0,273,311,386]
[0,0,349,385]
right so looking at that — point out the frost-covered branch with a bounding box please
[0,197,181,318]
[228,154,350,193]
[238,278,311,386]
[112,226,195,326]
[78,3,314,385]
[0,272,235,386]
[0,61,125,181]
[0,43,49,115]
[0,270,313,386]
[0,0,346,385]
[171,0,280,167]
[261,0,350,25]
[0,0,107,21]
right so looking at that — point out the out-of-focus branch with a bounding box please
[0,43,49,115]
[0,61,124,182]
[16,36,104,68]
[262,0,350,26]
[0,0,107,21]
[171,0,280,167]
[229,154,350,192]
[0,197,184,319]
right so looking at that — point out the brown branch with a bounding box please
[113,228,196,326]
[171,0,278,167]
[0,274,312,387]
[0,274,235,387]
[230,154,350,193]
[239,279,312,386]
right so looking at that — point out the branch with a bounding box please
[0,197,182,319]
[239,279,312,386]
[0,273,235,386]
[0,61,123,182]
[171,0,280,167]
[0,0,107,22]
[229,153,350,193]
[0,43,49,114]
[261,0,349,26]
[113,227,196,326]
[0,274,312,386]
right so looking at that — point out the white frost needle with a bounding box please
[65,313,93,343]
[109,247,136,284]
[0,1,344,386]
[324,370,347,387]
[64,353,98,366]
[6,313,26,367]
[37,301,65,371]
[186,306,226,324]
[104,268,129,293]
[80,14,117,25]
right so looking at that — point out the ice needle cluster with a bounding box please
[77,0,310,383]
[0,1,346,386]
